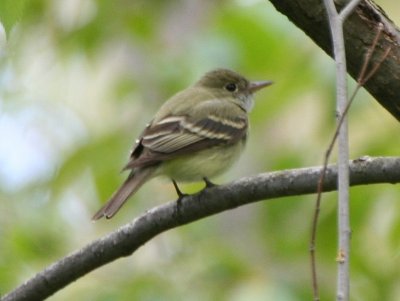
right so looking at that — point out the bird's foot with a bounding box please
[203,177,217,188]
[172,179,188,199]
[172,180,188,222]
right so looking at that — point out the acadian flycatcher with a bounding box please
[92,68,272,220]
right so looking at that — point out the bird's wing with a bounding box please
[124,108,248,170]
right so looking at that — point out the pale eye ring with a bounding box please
[225,83,238,92]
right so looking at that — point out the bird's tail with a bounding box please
[92,168,155,220]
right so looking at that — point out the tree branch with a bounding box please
[3,156,400,301]
[322,0,353,300]
[268,0,400,122]
[339,0,362,20]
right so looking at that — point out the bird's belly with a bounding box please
[160,142,244,182]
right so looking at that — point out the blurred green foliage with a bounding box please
[1,0,400,300]
[0,0,26,36]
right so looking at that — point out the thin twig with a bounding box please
[360,46,391,85]
[357,23,383,83]
[309,7,390,301]
[312,0,348,299]
[339,0,362,21]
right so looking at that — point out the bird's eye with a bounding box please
[225,83,237,92]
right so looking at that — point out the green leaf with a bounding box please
[0,0,26,37]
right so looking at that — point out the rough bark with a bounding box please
[269,0,400,121]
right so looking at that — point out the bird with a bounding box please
[92,68,272,220]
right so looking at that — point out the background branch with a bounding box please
[268,0,400,122]
[310,21,390,301]
[3,156,400,301]
[322,1,355,300]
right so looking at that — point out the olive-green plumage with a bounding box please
[92,69,272,220]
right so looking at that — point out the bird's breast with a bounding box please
[159,140,246,182]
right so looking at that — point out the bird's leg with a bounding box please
[172,179,187,198]
[172,179,187,221]
[203,177,217,188]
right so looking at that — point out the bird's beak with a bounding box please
[249,80,273,93]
